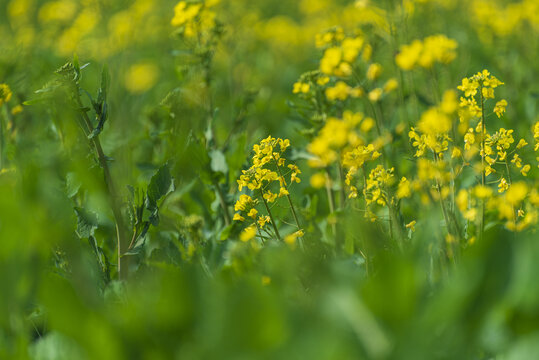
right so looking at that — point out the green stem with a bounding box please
[259,188,281,241]
[325,169,337,237]
[74,87,129,280]
[479,87,486,242]
[272,157,303,247]
[0,105,5,169]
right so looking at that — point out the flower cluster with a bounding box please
[409,90,457,157]
[234,137,302,242]
[342,144,382,198]
[171,0,219,38]
[319,33,367,77]
[396,34,458,70]
[307,111,368,168]
[457,69,505,122]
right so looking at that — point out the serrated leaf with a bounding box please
[74,207,98,238]
[147,163,175,205]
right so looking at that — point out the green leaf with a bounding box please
[210,149,228,174]
[29,331,86,360]
[74,207,98,238]
[65,172,81,198]
[219,223,234,241]
[99,64,109,101]
[147,163,175,205]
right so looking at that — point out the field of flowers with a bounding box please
[1,0,539,358]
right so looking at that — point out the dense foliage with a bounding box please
[1,0,538,358]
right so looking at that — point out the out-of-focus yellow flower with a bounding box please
[505,182,527,205]
[325,81,352,101]
[383,78,398,93]
[366,63,382,80]
[396,177,411,199]
[310,172,327,189]
[11,104,23,115]
[368,88,383,102]
[284,229,304,248]
[0,84,13,106]
[405,220,416,232]
[473,185,492,199]
[171,2,202,27]
[293,82,310,94]
[38,0,77,23]
[396,35,457,70]
[124,63,159,93]
[240,225,257,242]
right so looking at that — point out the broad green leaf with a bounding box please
[210,149,228,174]
[74,207,98,238]
[147,163,175,205]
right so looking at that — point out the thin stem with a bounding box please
[336,161,346,208]
[259,188,281,241]
[213,178,231,226]
[479,87,486,242]
[325,169,337,237]
[0,104,11,169]
[504,158,512,185]
[272,157,302,234]
[74,88,129,280]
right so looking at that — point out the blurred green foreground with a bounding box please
[1,0,539,359]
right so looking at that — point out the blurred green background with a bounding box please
[1,0,539,359]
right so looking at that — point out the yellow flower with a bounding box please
[239,225,257,242]
[396,40,423,70]
[263,191,277,203]
[233,213,245,222]
[493,99,507,118]
[520,164,530,176]
[0,84,13,106]
[505,182,527,205]
[482,87,494,99]
[405,220,416,232]
[396,177,411,199]
[325,81,351,101]
[284,229,304,247]
[516,139,528,149]
[473,185,492,199]
[383,78,398,92]
[247,208,258,219]
[124,63,159,94]
[293,81,310,94]
[341,36,364,63]
[368,88,383,102]
[456,189,468,212]
[457,78,479,98]
[257,216,270,228]
[11,104,23,115]
[310,173,326,189]
[234,194,254,211]
[366,63,382,80]
[278,187,289,197]
[317,76,330,86]
[320,47,342,75]
[498,177,509,193]
[396,35,457,70]
[171,1,202,27]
